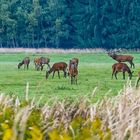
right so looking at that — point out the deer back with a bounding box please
[115,55,133,62]
[23,57,30,64]
[52,62,67,71]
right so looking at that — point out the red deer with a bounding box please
[46,62,67,79]
[112,63,133,80]
[18,57,30,70]
[68,58,79,75]
[34,57,40,70]
[69,60,78,84]
[34,57,50,71]
[108,51,135,68]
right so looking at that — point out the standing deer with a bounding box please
[46,62,67,79]
[68,58,79,76]
[69,59,78,84]
[18,57,30,70]
[112,62,133,80]
[34,57,50,71]
[108,51,135,68]
[34,57,40,70]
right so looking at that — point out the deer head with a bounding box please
[18,62,22,69]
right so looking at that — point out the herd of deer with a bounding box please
[18,57,78,84]
[17,51,140,86]
[107,50,140,87]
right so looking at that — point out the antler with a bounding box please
[113,48,121,53]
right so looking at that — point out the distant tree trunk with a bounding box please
[12,38,17,48]
[15,39,18,47]
[0,43,2,48]
[44,37,47,48]
[27,40,30,48]
[32,32,35,48]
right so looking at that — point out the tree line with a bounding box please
[0,0,140,49]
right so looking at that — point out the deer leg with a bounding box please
[75,76,77,85]
[41,65,44,71]
[37,65,40,71]
[35,64,37,70]
[129,61,134,68]
[27,64,29,70]
[114,71,118,79]
[129,61,135,68]
[112,71,115,79]
[36,65,38,70]
[71,76,73,84]
[58,70,60,79]
[130,62,132,68]
[63,70,67,78]
[47,64,51,70]
[133,63,135,68]
[136,78,140,87]
[52,71,55,78]
[123,71,125,80]
[131,61,135,68]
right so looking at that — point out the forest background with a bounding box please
[1,0,140,49]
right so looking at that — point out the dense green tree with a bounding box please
[0,0,140,49]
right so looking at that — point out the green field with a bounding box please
[0,52,139,102]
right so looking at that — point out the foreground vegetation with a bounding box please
[0,52,140,102]
[0,81,140,139]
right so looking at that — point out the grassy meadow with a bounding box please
[0,51,140,102]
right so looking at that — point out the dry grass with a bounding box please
[0,81,140,139]
[0,48,106,53]
[0,47,138,54]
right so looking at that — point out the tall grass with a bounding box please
[0,82,140,139]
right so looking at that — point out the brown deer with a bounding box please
[108,51,135,68]
[34,57,40,70]
[18,57,30,70]
[112,63,133,80]
[34,57,50,71]
[46,62,67,79]
[68,58,79,75]
[69,60,78,84]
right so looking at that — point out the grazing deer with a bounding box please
[108,51,135,68]
[112,63,133,80]
[69,60,78,84]
[18,57,30,70]
[34,57,50,71]
[46,62,67,79]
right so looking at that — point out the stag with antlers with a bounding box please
[107,49,135,68]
